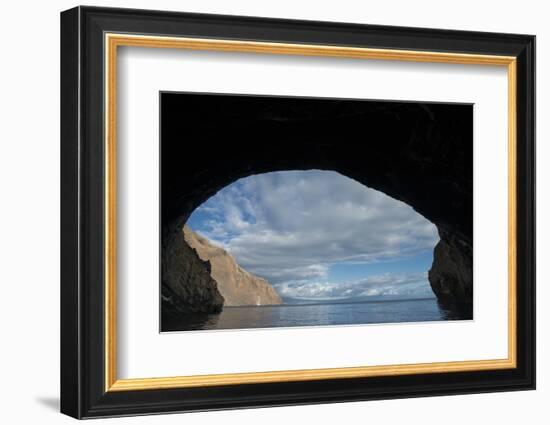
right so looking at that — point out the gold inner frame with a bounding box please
[104,33,518,392]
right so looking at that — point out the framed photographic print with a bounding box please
[60,6,535,419]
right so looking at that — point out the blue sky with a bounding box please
[187,170,439,302]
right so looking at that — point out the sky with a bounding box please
[186,170,439,303]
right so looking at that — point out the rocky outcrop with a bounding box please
[161,94,474,318]
[429,230,473,318]
[161,222,224,322]
[184,226,282,306]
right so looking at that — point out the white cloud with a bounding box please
[189,170,439,290]
[274,272,434,301]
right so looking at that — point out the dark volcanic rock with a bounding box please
[161,220,224,323]
[161,94,474,319]
[429,230,473,318]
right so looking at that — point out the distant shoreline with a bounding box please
[223,296,437,309]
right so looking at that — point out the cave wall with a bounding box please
[161,93,473,318]
[161,219,224,322]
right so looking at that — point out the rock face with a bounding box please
[161,94,474,318]
[429,230,473,318]
[161,223,224,322]
[183,226,282,306]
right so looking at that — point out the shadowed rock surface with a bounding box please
[161,225,224,323]
[184,225,282,306]
[161,94,473,319]
[429,229,473,316]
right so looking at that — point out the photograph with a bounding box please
[160,93,474,332]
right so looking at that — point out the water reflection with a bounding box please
[436,300,473,320]
[161,298,467,332]
[162,312,220,332]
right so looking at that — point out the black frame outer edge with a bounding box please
[60,5,536,419]
[60,7,82,419]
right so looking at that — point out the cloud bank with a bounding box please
[187,170,439,301]
[274,272,434,302]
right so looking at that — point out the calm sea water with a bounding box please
[162,298,462,332]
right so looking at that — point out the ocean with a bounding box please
[161,297,462,332]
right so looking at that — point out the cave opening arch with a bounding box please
[160,93,473,320]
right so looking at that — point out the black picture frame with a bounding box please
[60,5,535,419]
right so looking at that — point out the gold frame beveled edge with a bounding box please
[104,33,518,392]
[109,359,516,391]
